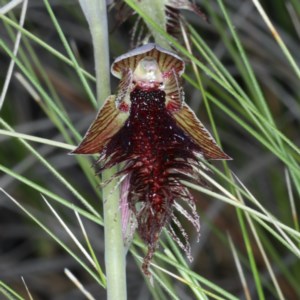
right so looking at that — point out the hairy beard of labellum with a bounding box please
[98,87,202,275]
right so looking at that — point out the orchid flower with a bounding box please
[73,44,230,275]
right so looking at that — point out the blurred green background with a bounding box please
[0,0,299,299]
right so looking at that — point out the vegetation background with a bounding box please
[0,0,299,299]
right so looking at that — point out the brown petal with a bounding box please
[111,43,185,79]
[72,95,129,154]
[167,0,208,22]
[172,103,231,160]
[164,68,184,112]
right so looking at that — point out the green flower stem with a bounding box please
[132,0,170,49]
[102,171,127,300]
[79,0,111,105]
[79,0,127,299]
